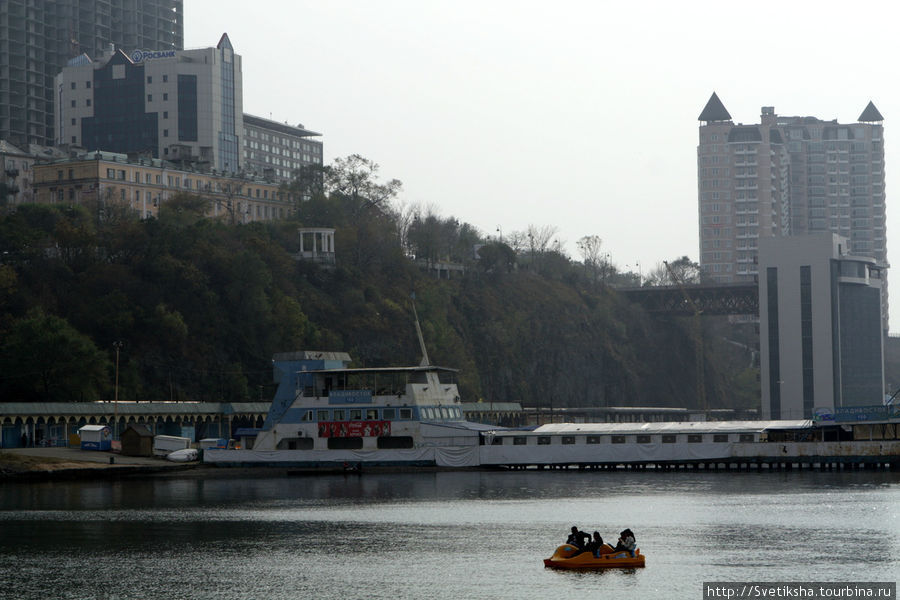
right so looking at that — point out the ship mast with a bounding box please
[411,295,431,367]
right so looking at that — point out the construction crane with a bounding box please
[664,261,706,413]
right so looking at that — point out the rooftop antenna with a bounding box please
[411,293,431,367]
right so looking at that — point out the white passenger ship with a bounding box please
[203,348,489,468]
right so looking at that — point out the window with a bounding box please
[86,99,91,107]
[163,75,168,82]
[491,437,503,445]
[687,434,703,443]
[71,100,76,107]
[117,170,125,180]
[537,436,551,445]
[147,76,152,84]
[163,93,168,101]
[163,111,168,119]
[513,437,527,445]
[71,82,76,89]
[377,436,413,449]
[147,94,152,102]
[107,169,115,179]
[562,436,576,445]
[333,409,345,421]
[163,129,168,137]
[611,436,627,444]
[636,435,652,444]
[366,409,378,420]
[399,408,412,419]
[382,408,396,420]
[316,410,329,421]
[662,435,677,444]
[586,436,602,444]
[713,434,729,443]
[71,118,76,126]
[739,434,754,443]
[86,81,91,88]
[300,410,313,422]
[349,409,362,420]
[71,136,76,144]
[328,437,363,450]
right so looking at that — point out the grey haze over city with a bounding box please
[187,0,899,330]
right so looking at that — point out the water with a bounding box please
[0,470,898,600]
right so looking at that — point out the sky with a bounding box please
[186,0,900,330]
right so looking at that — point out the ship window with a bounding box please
[739,434,754,442]
[366,409,378,420]
[513,437,527,445]
[440,407,449,419]
[537,436,551,445]
[491,437,503,445]
[301,410,313,421]
[611,436,627,444]
[399,408,412,419]
[662,435,677,444]
[562,436,575,445]
[328,437,363,450]
[377,436,413,449]
[636,435,652,444]
[687,434,703,443]
[586,436,602,444]
[382,408,396,420]
[713,434,729,443]
[277,437,313,450]
[317,410,329,421]
[350,409,362,420]
[333,409,346,421]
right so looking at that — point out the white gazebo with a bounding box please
[297,228,335,265]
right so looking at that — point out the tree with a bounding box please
[325,154,402,214]
[645,256,701,286]
[577,235,613,284]
[0,309,112,401]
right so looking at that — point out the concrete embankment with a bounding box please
[0,447,201,481]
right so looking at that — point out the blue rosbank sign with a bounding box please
[131,49,176,62]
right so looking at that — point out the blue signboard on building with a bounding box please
[833,405,900,422]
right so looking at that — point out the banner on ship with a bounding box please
[318,421,391,438]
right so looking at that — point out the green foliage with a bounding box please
[0,308,111,401]
[0,170,755,411]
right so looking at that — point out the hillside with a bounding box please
[0,194,759,410]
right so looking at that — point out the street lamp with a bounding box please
[113,341,123,440]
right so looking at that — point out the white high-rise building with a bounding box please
[697,93,887,329]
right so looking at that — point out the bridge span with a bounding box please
[620,282,759,316]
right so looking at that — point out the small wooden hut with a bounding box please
[120,424,154,457]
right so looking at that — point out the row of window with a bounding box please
[490,433,757,446]
[298,406,463,422]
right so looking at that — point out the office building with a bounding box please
[243,114,323,182]
[55,33,242,173]
[31,150,294,222]
[697,93,887,328]
[0,0,182,148]
[759,234,884,419]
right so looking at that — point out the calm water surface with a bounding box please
[0,470,898,599]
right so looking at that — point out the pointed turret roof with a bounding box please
[217,33,234,51]
[698,92,732,122]
[858,101,884,122]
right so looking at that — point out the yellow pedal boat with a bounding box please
[543,544,646,569]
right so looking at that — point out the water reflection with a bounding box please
[0,470,897,600]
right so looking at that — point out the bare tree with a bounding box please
[324,154,402,213]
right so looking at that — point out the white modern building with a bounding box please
[54,33,242,174]
[759,234,884,419]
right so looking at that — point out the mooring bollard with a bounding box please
[109,456,115,465]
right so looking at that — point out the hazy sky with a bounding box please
[186,0,899,329]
